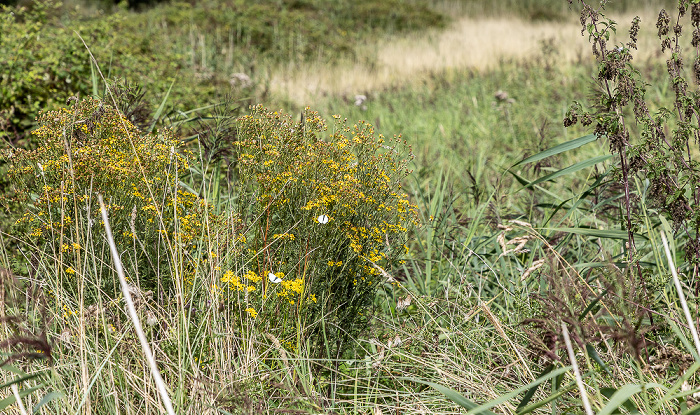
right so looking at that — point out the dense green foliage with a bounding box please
[0,0,445,141]
[230,106,416,359]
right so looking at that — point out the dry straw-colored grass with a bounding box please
[270,8,664,105]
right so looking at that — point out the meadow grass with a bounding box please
[266,7,670,105]
[2,0,700,414]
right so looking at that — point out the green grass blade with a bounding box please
[206,404,234,415]
[0,384,44,411]
[506,169,531,186]
[512,134,598,167]
[600,387,640,414]
[515,364,553,412]
[668,319,700,361]
[148,78,176,133]
[178,180,199,197]
[652,361,700,412]
[523,155,612,189]
[464,366,572,415]
[0,372,44,389]
[90,58,99,97]
[682,406,700,415]
[543,227,648,242]
[516,381,578,414]
[32,391,65,414]
[464,193,493,242]
[598,383,667,415]
[74,330,129,414]
[578,290,608,321]
[409,379,498,414]
[0,363,28,376]
[585,344,612,377]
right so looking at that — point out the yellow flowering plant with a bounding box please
[3,96,218,299]
[230,105,417,358]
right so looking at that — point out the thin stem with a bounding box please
[562,322,594,415]
[661,230,700,358]
[98,195,176,415]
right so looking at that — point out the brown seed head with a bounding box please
[628,16,640,49]
[692,3,700,25]
[657,9,670,38]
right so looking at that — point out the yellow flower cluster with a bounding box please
[231,105,416,349]
[277,278,305,305]
[3,96,236,297]
[220,270,257,292]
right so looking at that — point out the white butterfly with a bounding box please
[317,214,329,224]
[268,272,282,283]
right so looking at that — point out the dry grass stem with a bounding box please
[97,194,176,415]
[661,231,700,359]
[481,302,534,380]
[562,322,594,415]
[10,384,28,415]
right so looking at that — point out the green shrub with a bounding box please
[227,105,417,358]
[0,0,82,138]
[0,0,447,143]
[3,97,416,361]
[2,96,224,299]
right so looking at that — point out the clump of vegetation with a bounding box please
[0,0,446,143]
[230,105,416,358]
[2,95,222,300]
[0,93,416,411]
[555,0,700,368]
[0,0,446,248]
[566,0,700,273]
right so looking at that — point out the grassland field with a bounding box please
[2,0,700,414]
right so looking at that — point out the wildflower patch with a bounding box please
[230,105,417,358]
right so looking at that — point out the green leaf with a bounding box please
[598,383,666,415]
[0,372,44,390]
[578,290,608,321]
[667,319,700,362]
[517,381,578,414]
[600,388,634,414]
[506,169,531,186]
[148,78,176,133]
[443,366,573,415]
[516,364,553,412]
[586,343,612,377]
[407,366,571,415]
[178,180,199,197]
[0,363,27,376]
[652,361,700,412]
[32,391,64,414]
[74,330,129,414]
[512,134,598,167]
[90,58,99,97]
[544,227,648,242]
[409,379,498,414]
[522,154,612,189]
[682,402,700,415]
[659,215,676,263]
[0,384,44,411]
